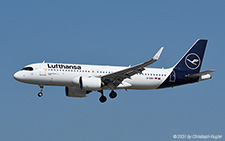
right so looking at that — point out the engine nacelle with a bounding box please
[65,86,91,97]
[198,74,212,82]
[72,76,102,90]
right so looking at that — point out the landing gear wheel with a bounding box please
[109,91,117,99]
[38,92,43,97]
[99,95,107,103]
[37,85,44,97]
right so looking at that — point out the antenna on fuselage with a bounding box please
[42,60,45,63]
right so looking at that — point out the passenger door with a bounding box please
[39,63,47,76]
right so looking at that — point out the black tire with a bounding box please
[109,91,117,99]
[38,92,43,97]
[99,95,107,103]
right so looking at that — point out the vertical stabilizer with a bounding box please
[158,39,208,89]
[173,39,207,73]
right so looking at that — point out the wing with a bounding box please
[101,47,164,88]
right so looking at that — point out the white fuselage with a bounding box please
[14,63,173,90]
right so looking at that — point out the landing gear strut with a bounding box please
[38,85,44,97]
[109,90,117,99]
[98,90,107,103]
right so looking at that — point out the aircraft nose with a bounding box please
[14,71,22,81]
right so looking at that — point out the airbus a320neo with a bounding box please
[14,39,215,103]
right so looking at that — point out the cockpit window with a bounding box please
[22,67,33,71]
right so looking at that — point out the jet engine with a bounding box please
[72,76,103,90]
[65,86,91,97]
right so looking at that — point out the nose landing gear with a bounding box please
[38,85,44,97]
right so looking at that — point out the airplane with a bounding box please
[13,39,215,103]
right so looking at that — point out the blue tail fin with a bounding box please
[173,39,207,73]
[158,39,208,89]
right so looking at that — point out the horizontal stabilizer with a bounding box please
[186,70,216,78]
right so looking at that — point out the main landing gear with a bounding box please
[109,90,117,99]
[98,90,117,103]
[98,90,107,103]
[38,85,44,97]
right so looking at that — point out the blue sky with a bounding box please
[0,1,224,140]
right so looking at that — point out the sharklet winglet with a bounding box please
[153,47,164,60]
